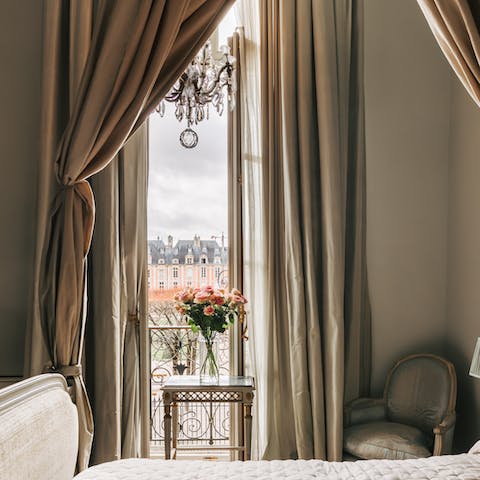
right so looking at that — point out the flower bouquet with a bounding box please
[174,286,247,382]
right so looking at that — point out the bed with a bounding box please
[2,374,480,480]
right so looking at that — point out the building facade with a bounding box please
[147,235,228,292]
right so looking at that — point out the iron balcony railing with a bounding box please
[149,302,230,453]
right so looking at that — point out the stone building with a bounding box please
[147,235,228,291]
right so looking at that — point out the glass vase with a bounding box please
[199,333,219,384]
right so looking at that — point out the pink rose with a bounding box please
[194,291,211,303]
[203,305,215,316]
[179,291,193,302]
[231,294,247,305]
[175,305,186,314]
[213,295,226,306]
[202,285,214,293]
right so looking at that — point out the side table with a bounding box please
[162,375,255,460]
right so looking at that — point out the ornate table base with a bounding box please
[162,375,255,460]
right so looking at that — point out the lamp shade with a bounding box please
[469,337,480,379]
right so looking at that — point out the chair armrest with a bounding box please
[433,412,456,455]
[344,397,386,427]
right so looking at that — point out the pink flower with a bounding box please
[213,295,226,306]
[175,305,186,315]
[202,285,214,293]
[204,305,215,316]
[231,294,246,305]
[194,291,211,303]
[229,288,247,304]
[179,291,193,302]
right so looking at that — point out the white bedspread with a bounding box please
[75,454,480,480]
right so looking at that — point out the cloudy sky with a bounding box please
[147,102,228,244]
[147,9,236,246]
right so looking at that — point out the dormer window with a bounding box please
[186,256,193,264]
[158,258,165,264]
[172,258,179,264]
[201,256,207,264]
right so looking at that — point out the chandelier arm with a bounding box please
[156,42,236,148]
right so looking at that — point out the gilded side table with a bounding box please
[162,375,255,460]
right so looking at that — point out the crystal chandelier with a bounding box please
[156,41,236,148]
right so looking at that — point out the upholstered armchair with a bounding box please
[343,354,457,460]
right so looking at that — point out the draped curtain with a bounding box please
[25,0,234,470]
[236,0,370,461]
[417,0,480,107]
[86,124,148,464]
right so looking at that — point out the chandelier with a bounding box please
[156,41,236,148]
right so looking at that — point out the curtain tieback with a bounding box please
[57,364,83,378]
[128,311,140,326]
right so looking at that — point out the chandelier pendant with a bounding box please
[179,128,198,149]
[156,41,236,148]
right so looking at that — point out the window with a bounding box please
[146,8,237,455]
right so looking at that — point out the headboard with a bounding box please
[0,374,78,480]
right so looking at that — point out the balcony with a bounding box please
[149,300,230,458]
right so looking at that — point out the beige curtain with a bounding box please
[417,0,480,108]
[26,0,234,470]
[236,0,370,461]
[85,124,148,464]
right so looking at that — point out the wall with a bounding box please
[0,1,43,376]
[446,81,480,451]
[364,0,452,393]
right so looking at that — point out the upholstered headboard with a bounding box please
[0,374,78,480]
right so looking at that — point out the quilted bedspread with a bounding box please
[75,454,480,480]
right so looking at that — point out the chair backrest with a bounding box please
[384,354,456,434]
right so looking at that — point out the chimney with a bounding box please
[168,235,173,247]
[194,234,200,248]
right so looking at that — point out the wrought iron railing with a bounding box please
[149,301,230,452]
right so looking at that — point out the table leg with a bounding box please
[163,392,172,460]
[244,392,253,461]
[172,401,178,458]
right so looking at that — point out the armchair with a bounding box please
[343,354,457,460]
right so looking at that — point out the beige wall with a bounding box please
[0,1,43,375]
[364,0,452,393]
[446,81,480,451]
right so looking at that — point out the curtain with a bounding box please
[86,124,148,464]
[26,0,234,470]
[417,0,480,108]
[236,0,370,461]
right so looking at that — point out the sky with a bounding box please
[148,105,228,244]
[147,9,237,246]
